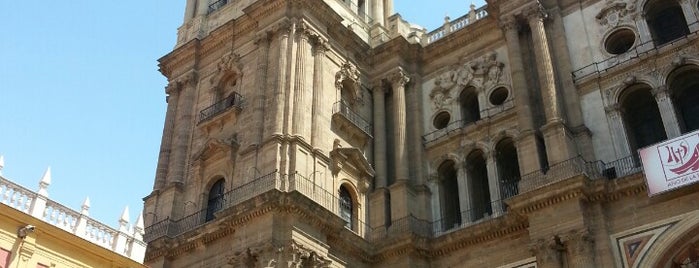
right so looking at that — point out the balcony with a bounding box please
[332,100,373,140]
[197,92,244,127]
[207,0,228,14]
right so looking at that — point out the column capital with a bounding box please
[387,67,410,88]
[254,31,272,46]
[499,16,520,32]
[529,236,563,264]
[310,36,329,55]
[294,21,315,40]
[272,20,294,37]
[371,80,387,94]
[560,229,594,255]
[652,85,669,99]
[524,3,549,22]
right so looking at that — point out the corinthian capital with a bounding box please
[499,16,519,32]
[524,2,548,22]
[387,67,410,88]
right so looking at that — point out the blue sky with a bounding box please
[0,1,485,229]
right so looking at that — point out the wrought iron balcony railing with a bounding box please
[198,92,243,124]
[207,0,228,14]
[332,101,373,137]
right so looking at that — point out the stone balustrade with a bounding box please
[425,5,488,45]
[0,166,145,263]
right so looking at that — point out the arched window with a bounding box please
[205,179,225,222]
[620,85,667,160]
[496,138,521,200]
[669,67,699,133]
[645,0,689,45]
[438,160,461,230]
[466,150,492,221]
[339,186,355,230]
[460,87,480,125]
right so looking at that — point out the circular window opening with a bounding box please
[433,112,451,129]
[605,29,636,55]
[489,87,509,105]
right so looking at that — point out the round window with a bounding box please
[433,112,451,129]
[605,28,636,55]
[489,87,509,105]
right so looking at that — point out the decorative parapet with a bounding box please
[0,163,145,263]
[424,5,489,45]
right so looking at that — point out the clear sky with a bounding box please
[0,0,485,229]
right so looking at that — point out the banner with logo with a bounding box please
[640,130,699,196]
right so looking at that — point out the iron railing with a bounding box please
[572,22,699,81]
[207,0,228,14]
[144,154,646,243]
[332,101,373,137]
[198,92,244,124]
[422,99,515,145]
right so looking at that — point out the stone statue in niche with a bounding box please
[335,62,361,105]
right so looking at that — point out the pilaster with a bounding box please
[168,71,198,185]
[605,104,632,158]
[515,130,542,175]
[456,162,473,223]
[652,86,681,138]
[254,32,271,144]
[154,82,181,190]
[486,152,503,216]
[372,82,388,188]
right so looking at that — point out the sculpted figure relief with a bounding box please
[430,52,505,110]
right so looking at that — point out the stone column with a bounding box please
[310,37,328,148]
[388,67,410,182]
[383,0,393,25]
[527,6,576,164]
[530,237,564,268]
[501,16,541,175]
[653,86,681,138]
[486,151,503,216]
[272,22,292,136]
[526,7,561,124]
[605,104,632,158]
[372,82,388,188]
[154,82,180,190]
[292,23,311,139]
[168,72,197,185]
[254,32,271,144]
[561,230,596,268]
[456,162,473,223]
[183,0,197,21]
[372,0,385,26]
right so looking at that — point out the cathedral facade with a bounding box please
[143,0,699,267]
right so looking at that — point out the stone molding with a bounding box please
[428,52,505,110]
[335,62,362,104]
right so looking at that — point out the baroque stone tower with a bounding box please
[144,0,699,267]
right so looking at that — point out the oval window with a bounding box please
[489,87,509,106]
[605,28,636,55]
[433,111,451,129]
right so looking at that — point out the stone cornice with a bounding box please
[158,40,198,80]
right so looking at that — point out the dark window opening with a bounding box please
[620,86,667,161]
[466,151,492,221]
[496,138,521,201]
[438,160,461,230]
[670,69,699,133]
[433,111,451,129]
[460,87,480,125]
[489,87,509,105]
[646,1,689,45]
[339,186,355,230]
[605,28,636,54]
[205,179,225,222]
